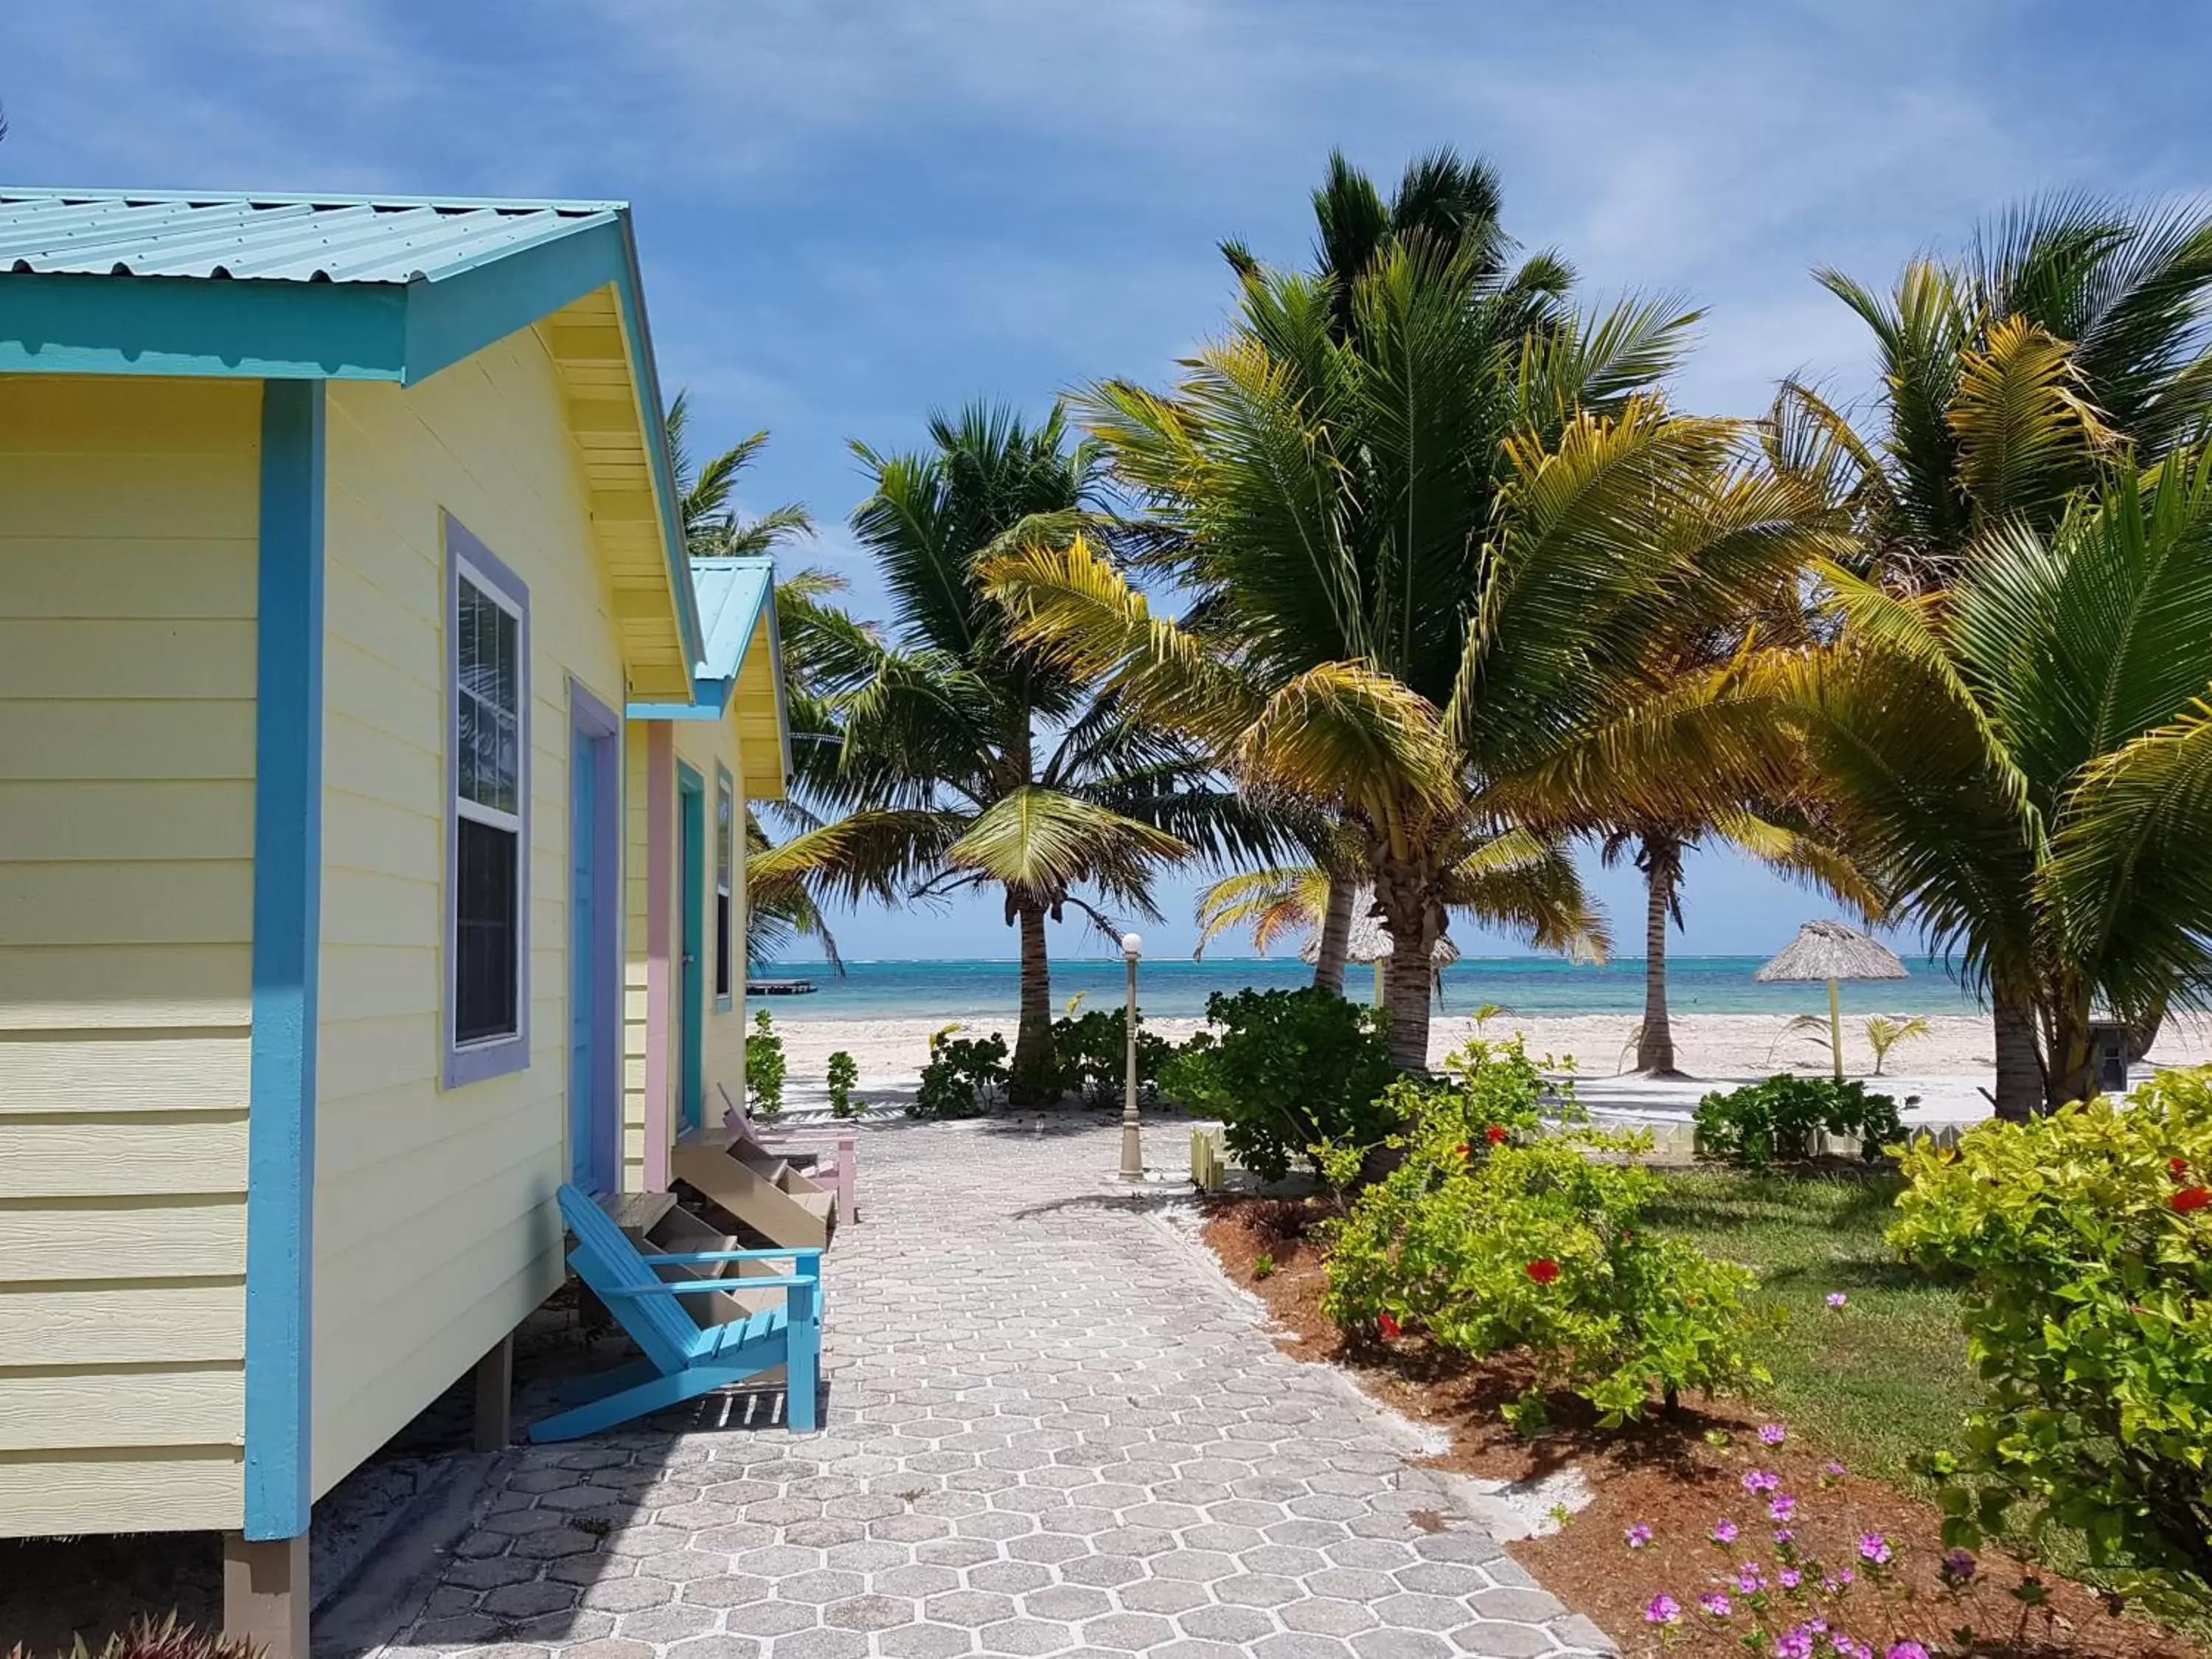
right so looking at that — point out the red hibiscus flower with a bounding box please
[2171,1157,2190,1178]
[1486,1124,1509,1144]
[1526,1258,1561,1284]
[1378,1312,1402,1340]
[2171,1186,2211,1214]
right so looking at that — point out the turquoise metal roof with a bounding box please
[693,557,778,686]
[628,557,793,782]
[0,189,623,283]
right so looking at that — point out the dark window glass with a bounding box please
[456,815,519,1043]
[715,894,733,998]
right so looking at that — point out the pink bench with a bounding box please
[719,1083,859,1223]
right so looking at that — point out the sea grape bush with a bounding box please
[745,1009,787,1120]
[1159,987,1397,1181]
[1051,1006,1173,1106]
[1324,1037,1763,1425]
[911,1031,1008,1120]
[1693,1074,1902,1169]
[1888,1077,2212,1617]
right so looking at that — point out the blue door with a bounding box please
[678,768,706,1131]
[569,726,605,1187]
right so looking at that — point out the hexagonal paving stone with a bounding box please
[725,1601,825,1639]
[1117,1577,1214,1616]
[1177,1604,1279,1645]
[617,1604,723,1644]
[922,1590,1020,1629]
[1054,1552,1147,1588]
[1281,1593,1382,1635]
[1020,1584,1113,1622]
[975,1617,1077,1656]
[768,1629,871,1659]
[877,1624,977,1659]
[1082,1612,1180,1652]
[1446,1621,1558,1659]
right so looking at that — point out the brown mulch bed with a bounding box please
[1199,1194,2202,1659]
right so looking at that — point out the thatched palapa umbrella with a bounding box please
[1754,919,1907,1080]
[1300,888,1460,1006]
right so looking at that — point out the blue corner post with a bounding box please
[243,378,327,1543]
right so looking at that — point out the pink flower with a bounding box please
[1711,1519,1740,1545]
[1857,1533,1892,1566]
[1941,1547,1978,1586]
[1744,1469,1781,1495]
[1769,1493,1797,1523]
[1821,1460,1847,1481]
[1826,1292,1848,1309]
[1699,1592,1733,1618]
[1644,1593,1681,1625]
[1773,1628,1814,1659]
[1885,1646,1930,1659]
[1759,1422,1787,1446]
[1773,1528,1795,1545]
[1624,1523,1652,1549]
[1736,1563,1767,1594]
[1778,1568,1802,1590]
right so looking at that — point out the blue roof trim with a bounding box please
[626,556,777,726]
[0,186,704,676]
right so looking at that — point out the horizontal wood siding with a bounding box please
[622,725,655,1189]
[315,335,627,1497]
[0,375,254,1537]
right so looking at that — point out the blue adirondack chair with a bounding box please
[529,1183,823,1441]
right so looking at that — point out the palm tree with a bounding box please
[1764,198,2212,1109]
[665,392,816,559]
[1217,147,1559,997]
[769,404,1281,1098]
[987,161,1826,1071]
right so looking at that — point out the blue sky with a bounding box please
[10,2,2208,961]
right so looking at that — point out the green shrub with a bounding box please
[1158,987,1397,1182]
[1324,1037,1764,1426]
[825,1049,860,1119]
[1888,1077,2212,1616]
[911,1032,1008,1120]
[1052,1006,1173,1106]
[744,1009,787,1120]
[1692,1073,1902,1169]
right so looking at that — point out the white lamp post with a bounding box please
[1119,932,1144,1180]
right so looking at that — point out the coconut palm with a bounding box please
[769,403,1282,1097]
[665,392,816,560]
[1214,147,1564,997]
[1582,445,2212,1115]
[1775,195,2212,594]
[986,173,1829,1070]
[1757,198,2212,1107]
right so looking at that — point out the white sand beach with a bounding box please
[768,1009,2212,1122]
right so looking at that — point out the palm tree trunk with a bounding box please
[2044,990,2096,1109]
[1383,924,1433,1071]
[1991,986,2042,1121]
[1009,900,1057,1104]
[1635,837,1684,1077]
[1312,877,1356,995]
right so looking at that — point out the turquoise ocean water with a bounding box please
[751,955,1980,1023]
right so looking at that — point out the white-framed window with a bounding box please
[714,769,735,1008]
[444,516,531,1085]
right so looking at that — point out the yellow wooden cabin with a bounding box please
[0,188,787,1652]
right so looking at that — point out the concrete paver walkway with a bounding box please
[380,1118,1611,1659]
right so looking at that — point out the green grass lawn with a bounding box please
[1647,1166,1979,1487]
